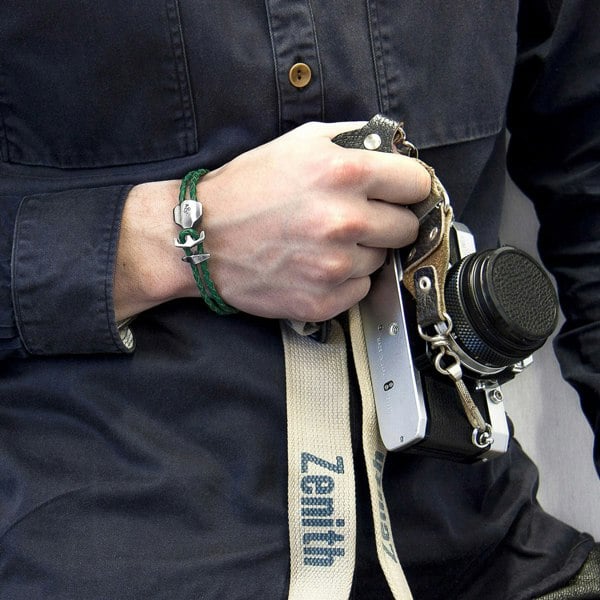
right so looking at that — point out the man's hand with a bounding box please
[114,121,431,322]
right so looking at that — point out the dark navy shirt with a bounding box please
[0,2,599,598]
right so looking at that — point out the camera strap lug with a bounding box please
[412,265,444,327]
[418,314,492,447]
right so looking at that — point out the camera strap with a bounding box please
[281,319,357,599]
[281,317,413,600]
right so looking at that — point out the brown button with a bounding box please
[288,62,312,88]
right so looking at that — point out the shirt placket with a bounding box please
[265,0,324,133]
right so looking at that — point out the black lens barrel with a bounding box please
[444,247,558,369]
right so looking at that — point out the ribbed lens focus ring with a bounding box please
[444,246,558,369]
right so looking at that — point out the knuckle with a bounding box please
[324,154,367,188]
[320,253,354,283]
[294,294,336,323]
[314,205,366,243]
[338,210,368,239]
[305,249,353,285]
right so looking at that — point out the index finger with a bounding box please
[339,147,433,206]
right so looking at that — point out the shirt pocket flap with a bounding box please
[0,1,196,168]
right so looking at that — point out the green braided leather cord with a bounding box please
[177,169,238,315]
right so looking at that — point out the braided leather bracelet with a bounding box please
[173,169,237,315]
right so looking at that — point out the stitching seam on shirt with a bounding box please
[0,63,10,162]
[264,0,284,136]
[0,108,8,162]
[306,0,326,122]
[10,198,31,354]
[165,0,198,155]
[105,185,135,353]
[366,0,388,115]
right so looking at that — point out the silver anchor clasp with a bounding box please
[175,233,210,263]
[174,230,206,249]
[173,199,210,264]
[173,200,203,230]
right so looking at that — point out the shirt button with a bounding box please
[288,62,312,88]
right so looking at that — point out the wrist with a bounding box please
[114,180,197,321]
[173,169,238,315]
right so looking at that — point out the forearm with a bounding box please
[4,120,430,357]
[118,122,430,324]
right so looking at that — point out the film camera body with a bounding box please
[334,116,559,462]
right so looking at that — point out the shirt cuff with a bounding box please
[12,185,134,355]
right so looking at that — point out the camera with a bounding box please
[334,115,559,462]
[360,222,559,461]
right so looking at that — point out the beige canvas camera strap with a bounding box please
[349,303,414,598]
[281,314,413,599]
[281,319,357,599]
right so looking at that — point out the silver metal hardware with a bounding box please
[182,253,211,265]
[174,231,206,249]
[472,424,494,449]
[511,355,534,374]
[363,133,382,150]
[394,125,418,158]
[173,200,203,230]
[418,276,432,292]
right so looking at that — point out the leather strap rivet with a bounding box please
[363,133,382,150]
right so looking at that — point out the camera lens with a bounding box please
[444,246,559,369]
